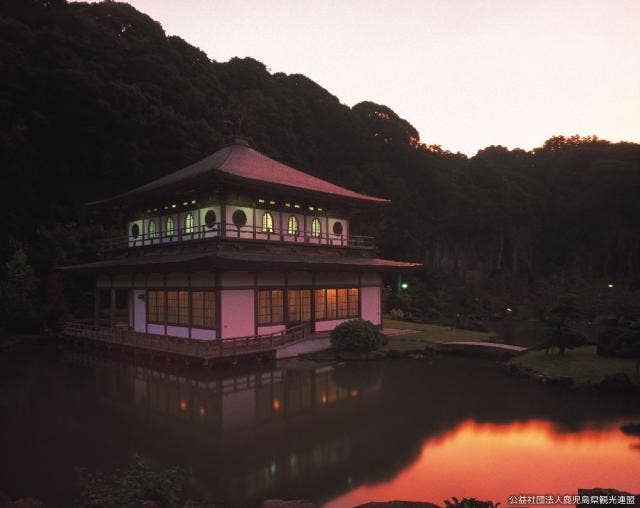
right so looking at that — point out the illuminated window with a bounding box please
[147,290,165,323]
[148,220,157,238]
[326,289,337,319]
[191,291,216,328]
[167,291,179,324]
[204,291,215,328]
[166,217,175,237]
[314,289,326,320]
[311,218,321,237]
[348,288,359,317]
[184,213,194,234]
[257,289,284,325]
[178,290,189,325]
[314,288,359,320]
[287,289,310,322]
[288,215,299,236]
[262,212,274,233]
[337,289,348,318]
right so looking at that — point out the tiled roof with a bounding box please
[59,251,420,272]
[90,139,389,205]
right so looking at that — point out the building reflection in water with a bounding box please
[64,351,383,503]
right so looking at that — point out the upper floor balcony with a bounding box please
[97,221,375,254]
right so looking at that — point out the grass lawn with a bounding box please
[510,345,640,387]
[382,318,493,350]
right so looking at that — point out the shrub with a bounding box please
[330,319,383,352]
[77,453,191,508]
[597,325,640,373]
[389,308,404,320]
[541,325,587,355]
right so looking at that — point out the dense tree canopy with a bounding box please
[1,0,639,331]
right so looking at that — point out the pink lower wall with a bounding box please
[147,323,164,335]
[166,325,189,338]
[220,289,255,339]
[315,319,350,332]
[361,286,381,325]
[191,328,216,340]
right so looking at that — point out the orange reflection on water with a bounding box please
[327,419,640,507]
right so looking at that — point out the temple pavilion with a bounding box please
[61,138,419,359]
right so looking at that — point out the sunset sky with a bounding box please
[85,0,639,155]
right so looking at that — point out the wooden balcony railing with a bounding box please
[62,320,312,362]
[96,223,375,253]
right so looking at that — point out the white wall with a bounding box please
[128,219,144,247]
[220,289,255,339]
[133,290,146,333]
[224,205,255,239]
[328,217,348,246]
[361,285,381,325]
[199,205,222,239]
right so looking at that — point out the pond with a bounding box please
[1,347,639,506]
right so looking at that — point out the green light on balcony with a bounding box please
[401,282,408,290]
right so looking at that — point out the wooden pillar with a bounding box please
[252,206,256,240]
[215,271,221,339]
[253,272,259,337]
[144,273,149,334]
[188,273,192,339]
[284,272,289,324]
[325,214,329,245]
[109,286,116,327]
[163,273,168,336]
[357,272,362,319]
[221,201,227,239]
[311,272,316,332]
[94,285,100,326]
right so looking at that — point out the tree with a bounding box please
[0,245,41,333]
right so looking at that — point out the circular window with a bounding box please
[232,209,247,227]
[131,223,140,239]
[204,209,217,228]
[332,221,343,235]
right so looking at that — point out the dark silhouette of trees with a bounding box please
[1,0,639,331]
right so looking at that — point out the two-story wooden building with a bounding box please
[61,138,419,359]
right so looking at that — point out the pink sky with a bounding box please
[82,0,639,155]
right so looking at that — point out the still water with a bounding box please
[1,347,639,507]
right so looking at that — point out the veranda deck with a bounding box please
[61,321,312,366]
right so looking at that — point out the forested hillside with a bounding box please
[1,0,639,331]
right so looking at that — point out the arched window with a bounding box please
[131,223,140,239]
[332,221,343,235]
[184,213,194,234]
[311,217,321,237]
[287,215,299,236]
[262,212,274,233]
[166,217,175,237]
[148,220,157,239]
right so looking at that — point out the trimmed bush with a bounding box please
[330,319,383,352]
[541,325,587,355]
